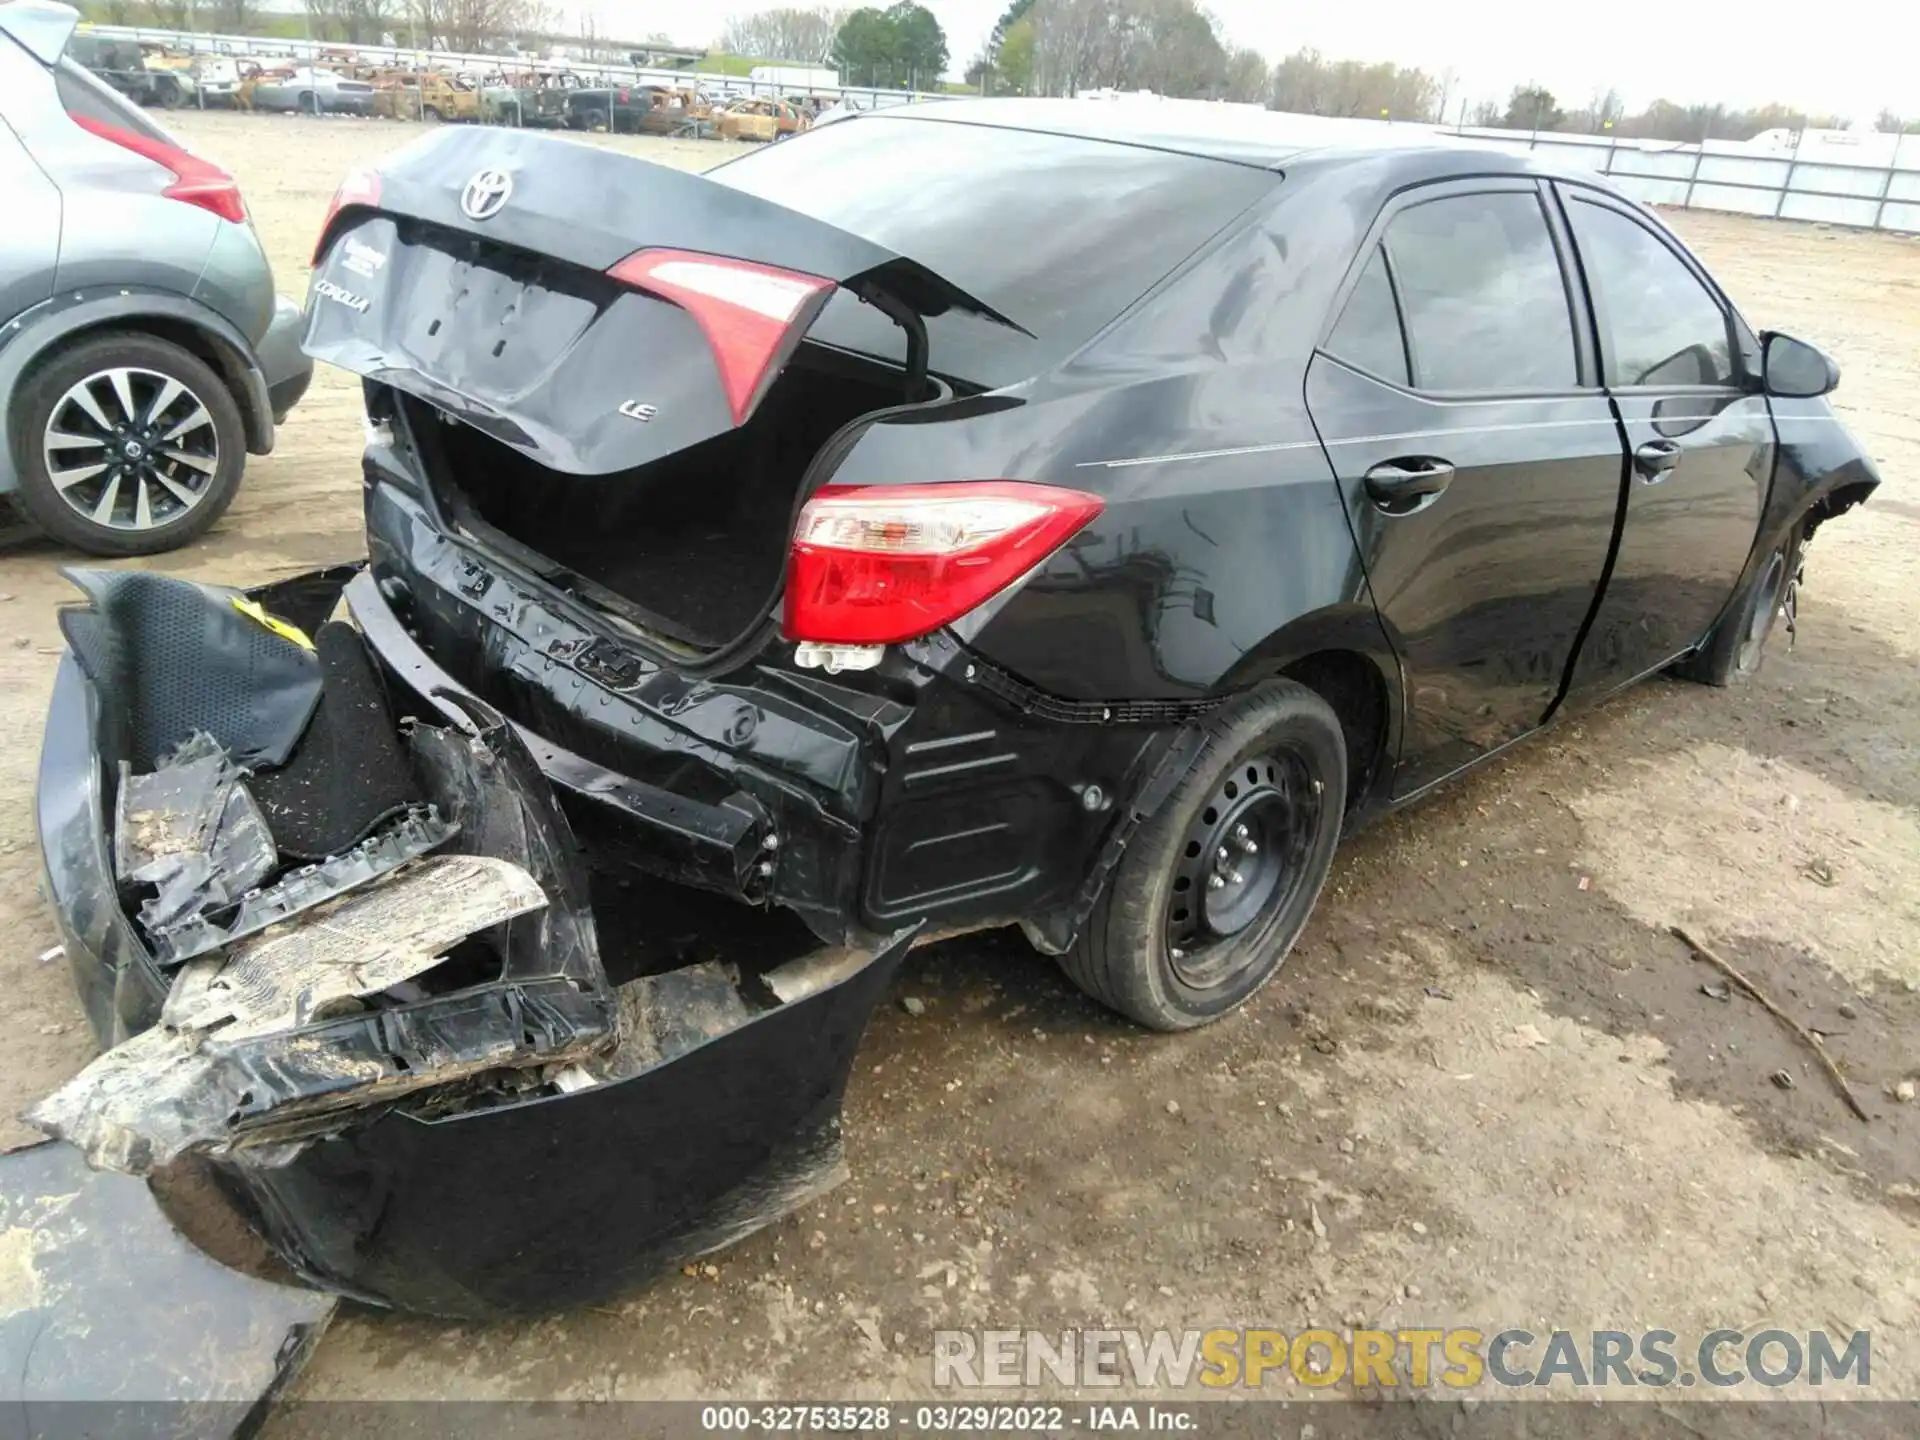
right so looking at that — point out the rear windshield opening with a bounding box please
[407,345,903,650]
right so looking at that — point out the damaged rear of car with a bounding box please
[34,564,918,1316]
[30,121,1223,1318]
[37,109,1875,1319]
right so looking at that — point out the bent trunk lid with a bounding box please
[304,127,1015,474]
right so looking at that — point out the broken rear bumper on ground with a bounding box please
[32,565,915,1318]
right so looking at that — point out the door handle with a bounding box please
[1364,457,1455,514]
[1634,439,1682,482]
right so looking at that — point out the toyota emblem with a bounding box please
[460,167,513,221]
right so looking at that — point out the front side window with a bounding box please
[1567,198,1736,387]
[1382,191,1579,392]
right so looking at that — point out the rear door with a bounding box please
[1307,179,1625,796]
[1555,186,1773,697]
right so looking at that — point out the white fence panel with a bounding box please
[1791,163,1895,198]
[1778,193,1886,227]
[1605,175,1693,206]
[1690,184,1780,217]
[1696,154,1791,188]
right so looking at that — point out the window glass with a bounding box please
[1568,199,1735,387]
[1325,249,1409,385]
[1383,192,1577,391]
[55,59,171,144]
[712,116,1278,386]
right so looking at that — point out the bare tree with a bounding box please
[303,0,345,41]
[1221,44,1267,104]
[720,7,846,62]
[1269,47,1441,121]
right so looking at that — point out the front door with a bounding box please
[1555,188,1774,697]
[1307,180,1626,795]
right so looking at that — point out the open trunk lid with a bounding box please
[304,127,1017,475]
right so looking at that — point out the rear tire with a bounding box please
[1674,525,1804,687]
[7,332,245,557]
[422,104,444,124]
[1060,682,1346,1031]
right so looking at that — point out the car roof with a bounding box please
[868,97,1563,178]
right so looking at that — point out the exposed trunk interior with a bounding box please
[409,347,906,650]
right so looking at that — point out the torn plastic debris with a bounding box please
[140,805,456,966]
[33,579,919,1316]
[161,854,547,1038]
[29,854,563,1174]
[114,731,279,935]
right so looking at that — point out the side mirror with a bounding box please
[1761,332,1840,399]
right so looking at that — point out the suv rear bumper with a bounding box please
[258,293,313,425]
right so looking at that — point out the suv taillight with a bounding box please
[606,249,833,424]
[784,482,1104,646]
[70,114,246,224]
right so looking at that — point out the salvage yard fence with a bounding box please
[1451,127,1920,235]
[88,24,1920,236]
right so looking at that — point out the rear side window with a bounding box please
[55,58,170,144]
[1382,192,1578,392]
[711,116,1279,386]
[1567,198,1736,387]
[1325,249,1410,385]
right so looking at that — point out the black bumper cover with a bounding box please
[35,567,914,1318]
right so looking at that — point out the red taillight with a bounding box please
[314,165,382,262]
[606,249,833,425]
[70,114,246,224]
[784,482,1104,646]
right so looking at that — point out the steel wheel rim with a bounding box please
[42,366,219,531]
[1166,748,1324,990]
[1739,549,1788,671]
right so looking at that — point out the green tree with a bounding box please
[886,0,946,88]
[1502,84,1564,132]
[831,7,896,85]
[831,2,946,88]
[996,15,1035,93]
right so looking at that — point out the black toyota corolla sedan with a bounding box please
[33,100,1877,1315]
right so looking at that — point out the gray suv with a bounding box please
[0,1,311,554]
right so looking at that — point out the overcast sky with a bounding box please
[580,0,1917,120]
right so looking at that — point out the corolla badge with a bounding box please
[313,279,370,313]
[460,167,514,221]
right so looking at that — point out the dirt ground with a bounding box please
[2,112,1917,1407]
